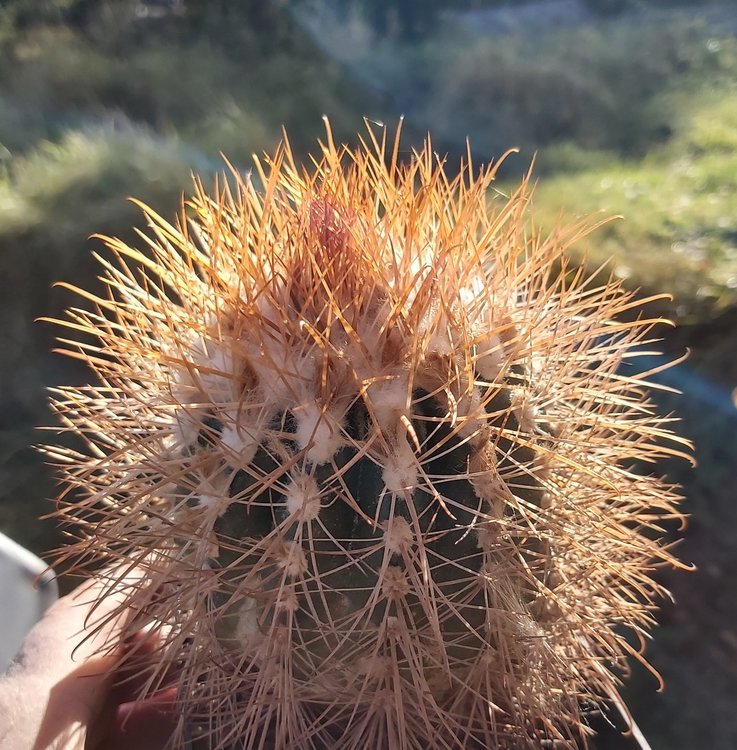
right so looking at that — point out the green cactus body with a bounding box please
[49,124,687,750]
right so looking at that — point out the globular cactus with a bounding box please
[47,122,688,750]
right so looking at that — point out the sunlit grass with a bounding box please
[531,87,737,321]
[0,122,196,259]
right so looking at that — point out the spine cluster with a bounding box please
[48,123,687,750]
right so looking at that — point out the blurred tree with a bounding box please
[0,0,64,29]
[363,0,446,40]
[0,0,140,35]
[579,0,704,14]
[581,0,634,15]
[182,0,278,28]
[169,0,314,54]
[2,0,716,39]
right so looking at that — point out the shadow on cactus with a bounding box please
[45,121,690,750]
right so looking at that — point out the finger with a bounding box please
[0,567,150,750]
[86,624,181,748]
[6,565,147,678]
[109,630,161,706]
[97,687,179,750]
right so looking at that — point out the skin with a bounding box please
[0,571,178,750]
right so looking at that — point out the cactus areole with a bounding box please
[47,122,688,749]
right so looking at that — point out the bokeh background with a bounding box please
[0,1,735,748]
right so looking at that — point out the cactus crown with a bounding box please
[48,122,687,749]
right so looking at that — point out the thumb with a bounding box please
[0,568,145,750]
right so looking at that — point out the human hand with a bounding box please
[0,569,177,750]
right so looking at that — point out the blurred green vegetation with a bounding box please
[1,3,734,329]
[355,18,704,158]
[531,86,737,320]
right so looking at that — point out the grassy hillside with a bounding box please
[531,85,737,321]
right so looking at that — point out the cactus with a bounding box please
[47,122,688,750]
